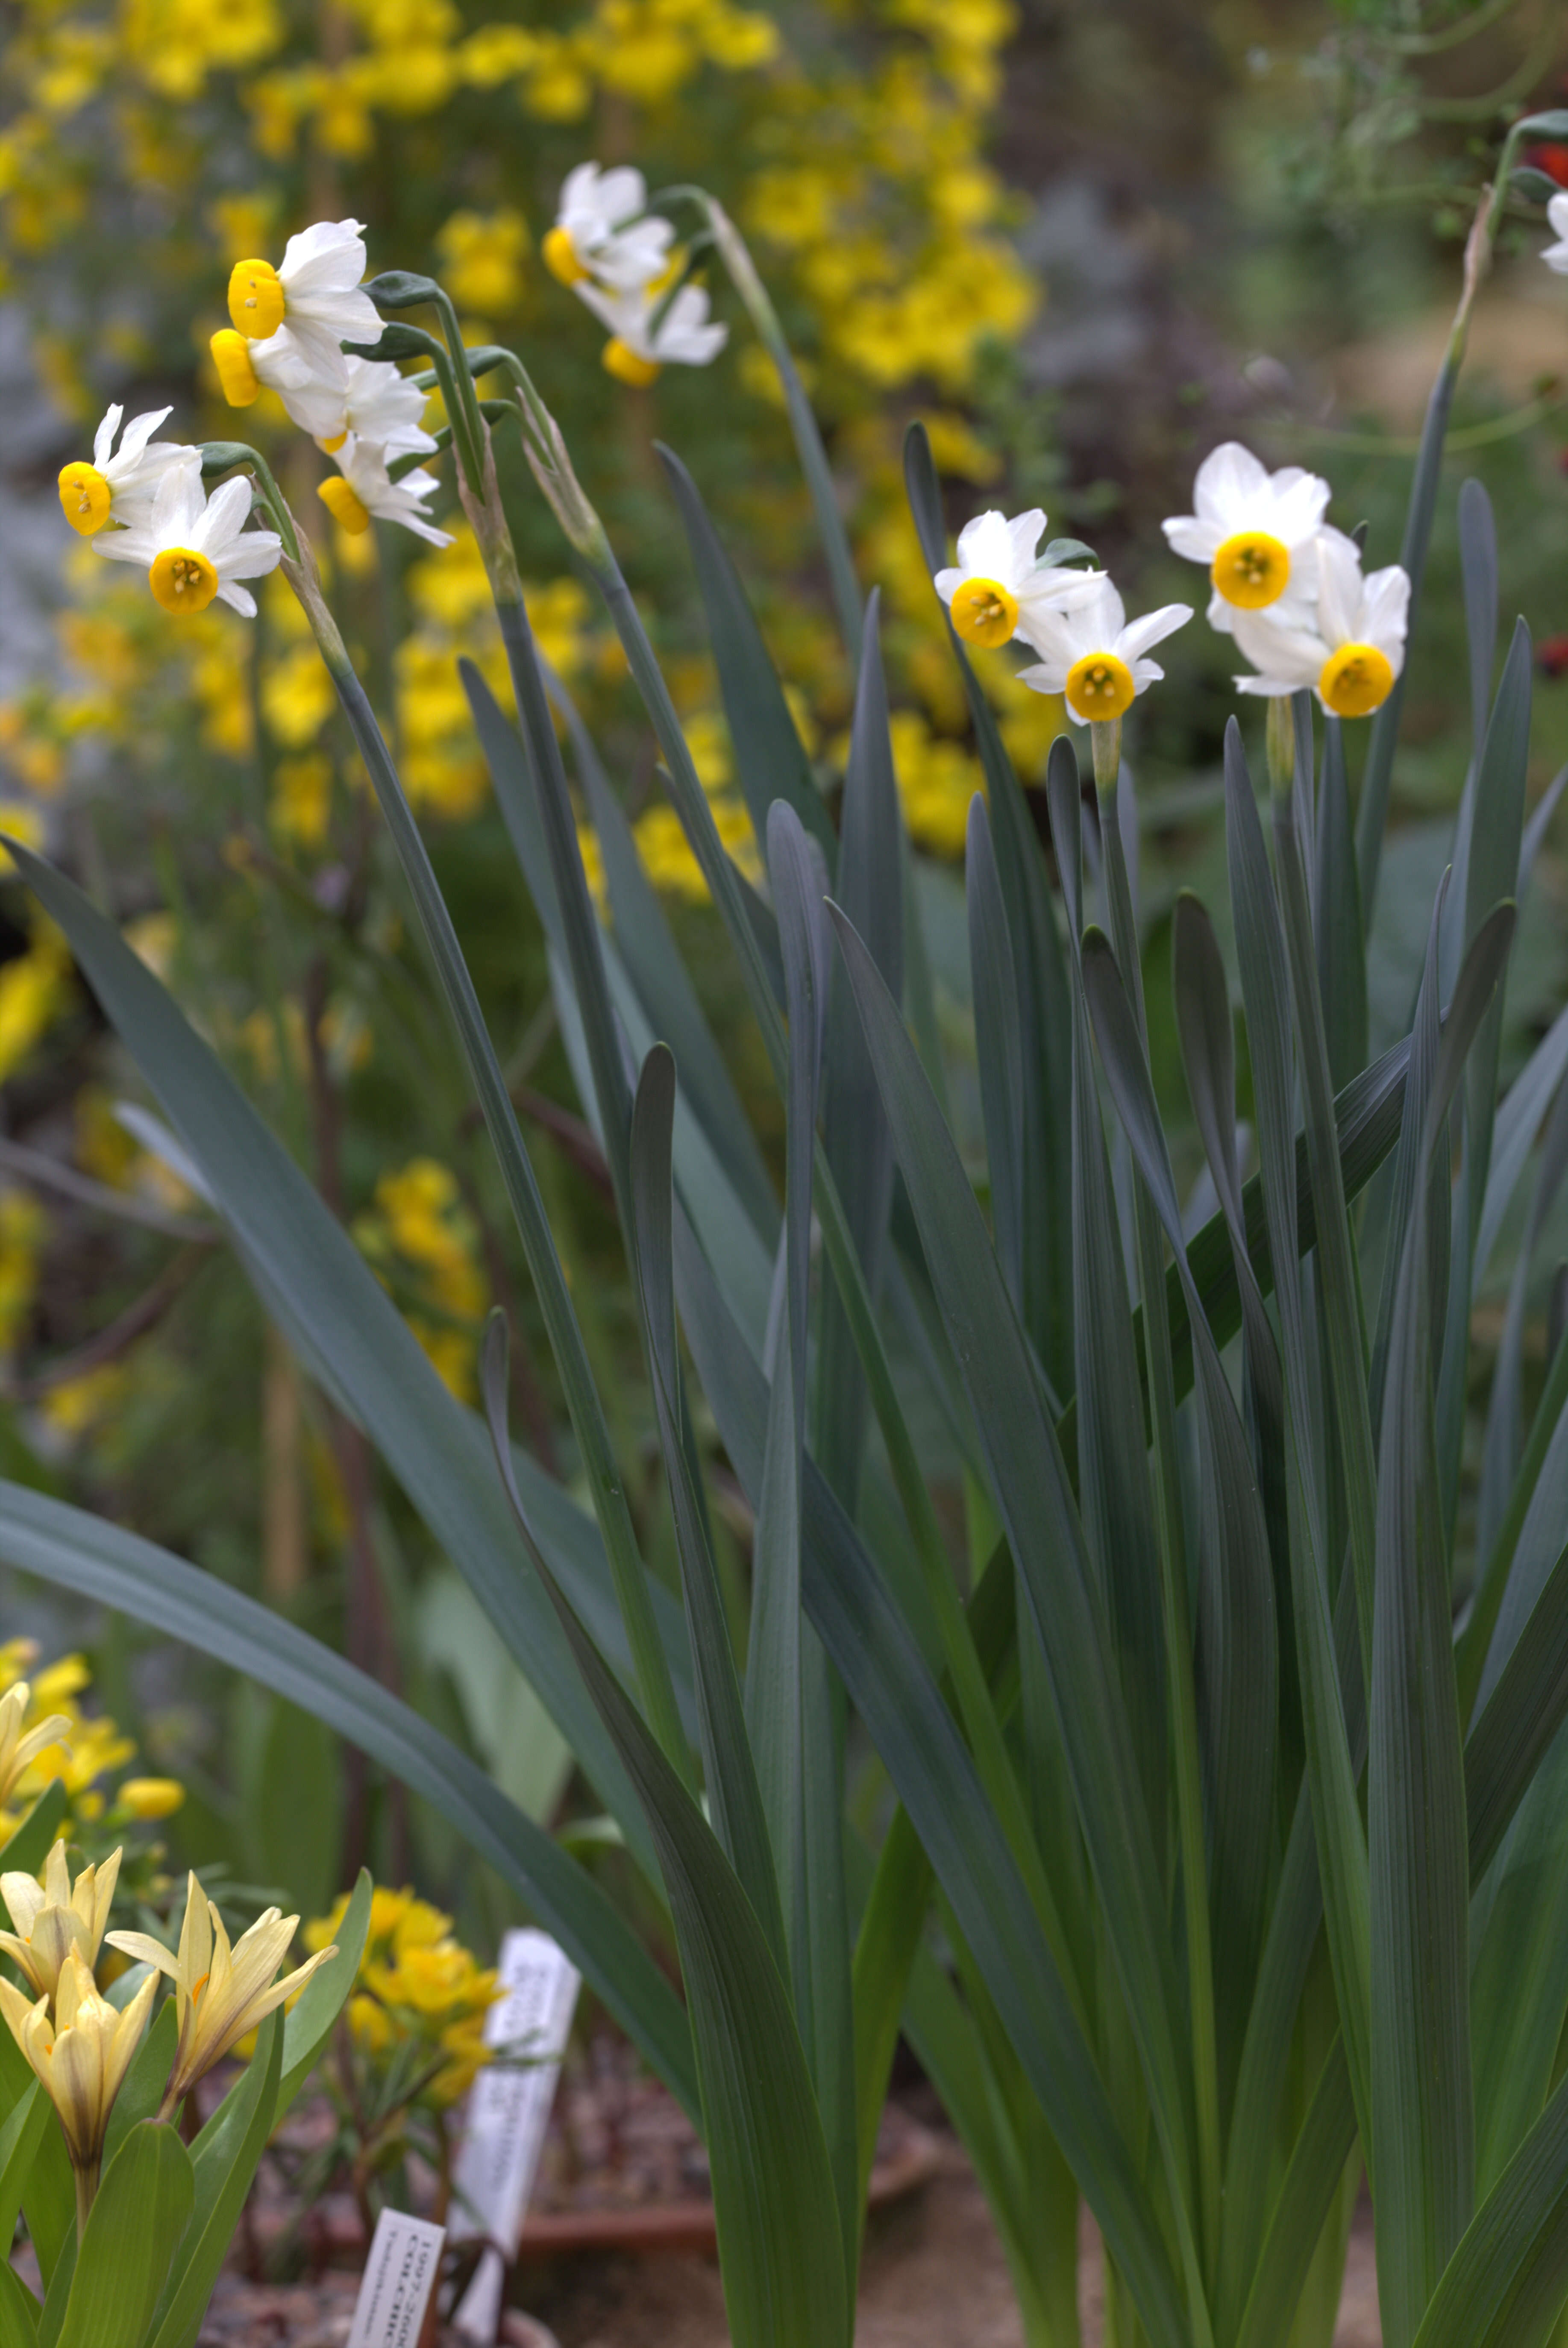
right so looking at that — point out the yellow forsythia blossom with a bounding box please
[353,1159,487,1400]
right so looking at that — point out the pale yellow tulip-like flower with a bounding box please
[108,1871,335,2116]
[0,1947,156,2215]
[0,1840,121,2003]
[0,1682,73,1811]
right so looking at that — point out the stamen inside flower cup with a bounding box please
[210,329,261,406]
[149,546,219,614]
[603,338,661,387]
[949,576,1019,647]
[1065,650,1136,719]
[1318,640,1394,717]
[543,226,588,285]
[227,259,285,340]
[57,462,111,535]
[319,477,372,533]
[1210,528,1290,608]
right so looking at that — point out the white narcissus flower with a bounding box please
[577,278,727,384]
[1543,191,1568,274]
[226,219,383,386]
[94,467,283,618]
[1162,442,1330,632]
[318,434,452,545]
[1231,525,1409,718]
[544,163,675,293]
[933,508,1106,649]
[210,332,435,463]
[57,404,199,538]
[1018,580,1192,723]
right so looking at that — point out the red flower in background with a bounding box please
[1538,635,1568,681]
[1527,143,1568,188]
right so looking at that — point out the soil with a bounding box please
[181,2126,1383,2348]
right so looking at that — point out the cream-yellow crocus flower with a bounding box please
[0,1841,121,2003]
[0,1947,157,2220]
[108,1872,335,2117]
[0,1681,73,1809]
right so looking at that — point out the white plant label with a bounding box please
[450,1928,581,2341]
[346,2208,446,2348]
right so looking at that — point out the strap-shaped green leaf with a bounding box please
[904,420,1075,1393]
[0,2025,72,2292]
[824,901,1209,2324]
[0,2080,49,2272]
[671,1209,1189,2348]
[1081,925,1277,2135]
[0,2257,39,2344]
[966,797,1025,1305]
[657,443,836,864]
[1413,2059,1568,2348]
[56,2122,194,2348]
[0,1476,698,2118]
[480,1316,850,2348]
[629,1046,784,1969]
[816,595,901,1511]
[10,839,682,1880]
[276,1867,372,2116]
[1313,718,1366,1090]
[0,1784,67,1878]
[1046,749,1168,1840]
[1223,715,1374,2153]
[148,2010,282,2348]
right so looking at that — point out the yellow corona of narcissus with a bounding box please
[56,405,199,539]
[933,508,1104,649]
[225,217,383,384]
[545,163,675,292]
[1017,580,1192,725]
[1230,526,1409,720]
[1162,442,1330,631]
[91,470,282,619]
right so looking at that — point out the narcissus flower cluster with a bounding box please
[210,217,449,544]
[934,506,1190,725]
[545,163,727,385]
[1163,443,1410,718]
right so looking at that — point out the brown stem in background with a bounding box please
[513,1087,614,1204]
[3,1246,206,1402]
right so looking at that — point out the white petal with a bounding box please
[92,405,122,471]
[584,166,646,229]
[1192,441,1268,525]
[1235,672,1297,697]
[1003,508,1047,571]
[215,528,283,582]
[1314,528,1364,649]
[216,582,259,616]
[1129,659,1165,692]
[952,510,1016,585]
[1017,658,1072,699]
[1360,564,1410,658]
[1116,602,1192,663]
[1548,191,1568,238]
[1162,514,1222,563]
[1018,565,1108,615]
[1230,607,1324,686]
[194,474,257,554]
[280,218,368,293]
[114,407,173,470]
[1266,469,1331,544]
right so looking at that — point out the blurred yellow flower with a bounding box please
[435,207,529,316]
